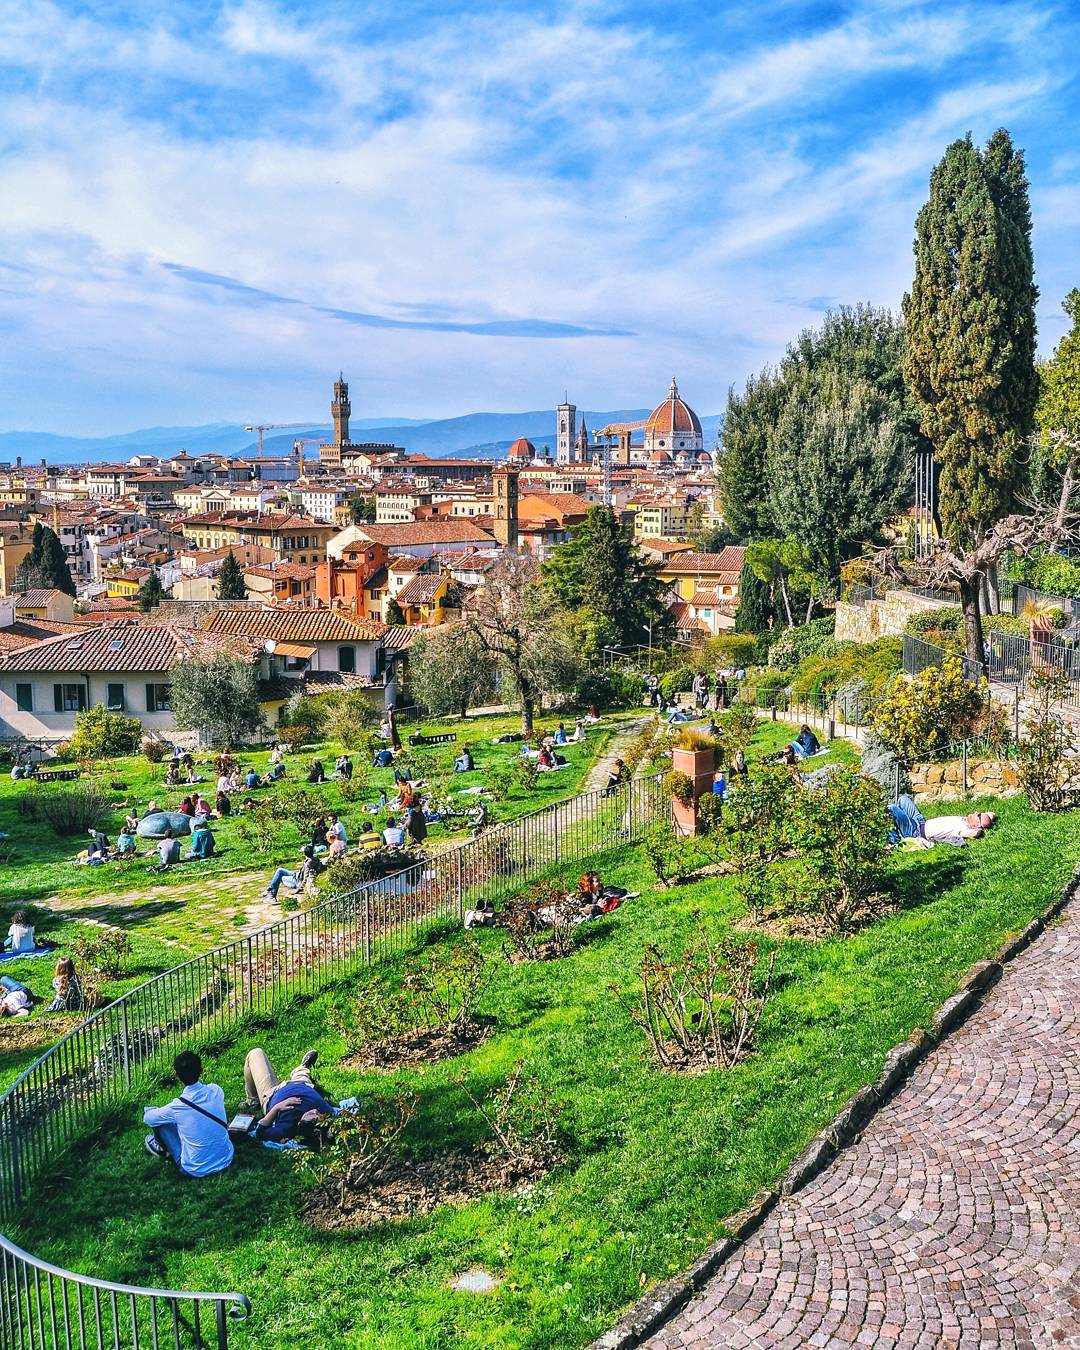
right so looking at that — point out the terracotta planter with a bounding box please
[672,745,717,800]
[671,796,698,838]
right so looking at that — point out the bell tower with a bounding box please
[332,372,351,448]
[556,397,576,464]
[491,465,520,549]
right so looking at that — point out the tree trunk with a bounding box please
[518,672,535,734]
[959,577,985,667]
[777,576,794,627]
[985,560,1000,615]
[804,593,815,624]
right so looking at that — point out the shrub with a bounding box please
[663,769,694,805]
[329,980,413,1056]
[234,800,280,853]
[318,846,423,890]
[320,692,373,751]
[790,637,902,706]
[703,633,758,670]
[767,617,836,672]
[622,720,659,776]
[1029,554,1080,598]
[276,725,310,753]
[859,730,911,798]
[38,782,110,835]
[68,927,131,980]
[722,703,757,754]
[610,917,776,1070]
[1012,668,1080,810]
[642,821,707,886]
[658,666,694,702]
[292,1094,417,1206]
[142,737,168,764]
[694,792,724,833]
[267,784,325,835]
[503,881,579,960]
[456,1060,566,1170]
[489,766,517,800]
[700,767,796,914]
[67,705,143,760]
[281,691,328,739]
[785,768,890,933]
[675,727,716,752]
[401,939,493,1035]
[515,757,540,793]
[574,669,641,710]
[871,655,985,759]
[904,606,963,638]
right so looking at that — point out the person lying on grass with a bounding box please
[143,1050,233,1178]
[243,1047,335,1145]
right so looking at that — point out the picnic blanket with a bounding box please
[0,945,56,964]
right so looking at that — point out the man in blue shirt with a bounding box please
[244,1047,335,1144]
[144,1051,234,1177]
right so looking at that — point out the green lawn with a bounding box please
[0,709,642,1086]
[10,789,1074,1350]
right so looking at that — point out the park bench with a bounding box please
[36,768,80,783]
[408,732,458,747]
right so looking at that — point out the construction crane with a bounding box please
[292,438,323,477]
[243,422,311,459]
[593,418,648,507]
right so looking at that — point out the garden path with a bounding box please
[641,902,1080,1349]
[584,715,653,792]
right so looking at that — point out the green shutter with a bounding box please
[54,684,63,713]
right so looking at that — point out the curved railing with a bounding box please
[0,776,666,1347]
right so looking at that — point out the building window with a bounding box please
[15,683,32,713]
[106,683,126,712]
[339,645,356,674]
[54,683,87,713]
[146,682,171,712]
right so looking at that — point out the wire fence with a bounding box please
[0,774,668,1348]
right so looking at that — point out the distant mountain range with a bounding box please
[0,408,723,465]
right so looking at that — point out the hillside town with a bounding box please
[0,375,745,742]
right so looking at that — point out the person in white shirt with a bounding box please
[143,1051,233,1178]
[4,910,38,953]
[382,817,405,848]
[326,813,347,849]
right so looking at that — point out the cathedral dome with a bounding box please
[645,378,702,440]
[507,438,536,461]
[649,449,671,465]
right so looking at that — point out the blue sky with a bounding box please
[0,0,1077,435]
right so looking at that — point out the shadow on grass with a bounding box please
[889,851,968,911]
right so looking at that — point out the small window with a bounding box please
[339,645,356,674]
[145,682,171,713]
[106,683,126,712]
[54,683,87,713]
[15,683,32,713]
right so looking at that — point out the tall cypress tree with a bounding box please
[217,550,247,600]
[15,523,75,595]
[903,130,1038,659]
[716,370,783,539]
[733,561,773,634]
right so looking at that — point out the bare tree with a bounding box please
[466,551,579,733]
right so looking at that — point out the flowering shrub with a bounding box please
[870,655,985,759]
[663,769,694,805]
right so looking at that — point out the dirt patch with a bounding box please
[733,896,896,941]
[0,1014,81,1056]
[341,1022,491,1070]
[301,1150,549,1231]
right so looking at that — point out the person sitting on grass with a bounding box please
[537,744,555,770]
[382,816,405,848]
[791,725,820,758]
[603,758,629,797]
[577,871,632,914]
[334,754,353,780]
[5,909,44,954]
[244,1047,334,1145]
[84,828,112,864]
[150,829,180,873]
[311,816,329,852]
[116,826,137,858]
[178,795,195,817]
[373,746,394,769]
[194,794,213,819]
[453,746,475,773]
[245,767,260,790]
[573,719,586,742]
[262,845,324,903]
[729,749,748,779]
[189,819,216,861]
[215,791,231,818]
[165,760,181,787]
[326,813,347,852]
[307,758,326,785]
[265,758,287,783]
[143,1050,233,1177]
[45,956,88,1013]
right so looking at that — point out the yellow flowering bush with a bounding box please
[870,655,986,759]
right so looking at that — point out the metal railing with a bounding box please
[902,634,987,685]
[0,775,668,1347]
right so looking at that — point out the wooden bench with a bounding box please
[408,733,458,747]
[36,768,80,783]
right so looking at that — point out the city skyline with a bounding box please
[1,0,1078,435]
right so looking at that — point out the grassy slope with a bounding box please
[0,711,637,1087]
[11,788,1076,1350]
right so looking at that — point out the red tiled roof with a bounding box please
[0,619,83,652]
[396,574,445,605]
[204,606,386,642]
[12,589,63,607]
[661,547,746,575]
[351,520,496,546]
[0,624,249,673]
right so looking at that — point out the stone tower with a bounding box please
[332,372,351,448]
[491,465,520,549]
[556,398,576,464]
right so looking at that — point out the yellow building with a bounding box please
[105,568,150,599]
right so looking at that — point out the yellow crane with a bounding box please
[243,422,311,459]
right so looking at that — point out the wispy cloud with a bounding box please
[0,0,1075,433]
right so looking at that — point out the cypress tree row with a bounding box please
[903,130,1038,659]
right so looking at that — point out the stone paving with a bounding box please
[644,906,1080,1350]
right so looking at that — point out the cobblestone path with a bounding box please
[645,906,1080,1349]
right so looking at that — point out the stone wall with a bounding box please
[835,589,944,644]
[910,758,1020,803]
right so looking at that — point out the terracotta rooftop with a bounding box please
[661,547,746,574]
[12,589,64,607]
[0,619,84,653]
[0,624,247,673]
[396,574,446,605]
[204,606,387,643]
[351,520,496,546]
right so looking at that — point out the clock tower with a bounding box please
[556,398,576,464]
